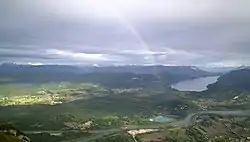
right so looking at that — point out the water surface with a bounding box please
[171,76,219,92]
[151,116,171,122]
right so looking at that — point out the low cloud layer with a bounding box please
[1,0,250,67]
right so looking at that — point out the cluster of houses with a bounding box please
[127,129,159,136]
[64,120,93,130]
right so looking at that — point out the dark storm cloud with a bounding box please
[1,0,250,66]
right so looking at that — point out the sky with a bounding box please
[1,0,250,67]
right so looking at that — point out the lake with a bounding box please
[171,76,220,92]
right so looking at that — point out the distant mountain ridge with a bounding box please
[0,63,216,88]
[80,65,213,78]
[235,65,250,70]
[0,63,211,75]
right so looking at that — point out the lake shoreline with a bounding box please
[171,76,220,92]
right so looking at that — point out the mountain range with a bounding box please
[0,63,217,87]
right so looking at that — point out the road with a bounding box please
[24,109,250,142]
[172,109,250,127]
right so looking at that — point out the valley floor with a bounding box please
[1,82,250,142]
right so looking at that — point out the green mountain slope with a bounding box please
[207,69,250,91]
[200,69,250,100]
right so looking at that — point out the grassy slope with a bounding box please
[0,133,20,142]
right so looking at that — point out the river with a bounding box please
[171,76,220,92]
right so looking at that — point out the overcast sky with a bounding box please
[1,0,250,67]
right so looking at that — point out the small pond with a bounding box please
[150,116,172,123]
